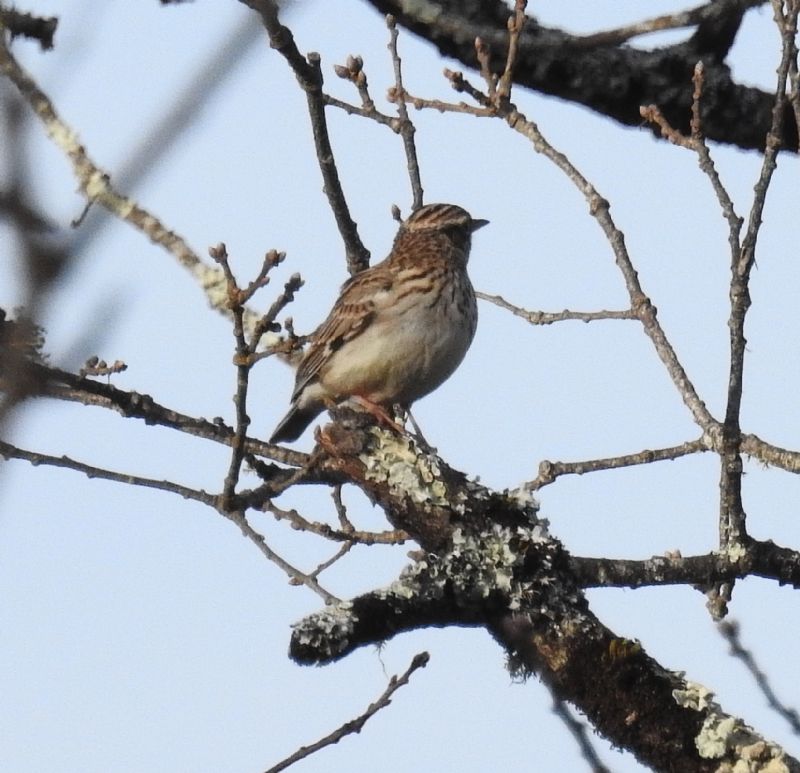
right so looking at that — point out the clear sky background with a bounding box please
[2,1,800,771]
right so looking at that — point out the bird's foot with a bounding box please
[349,396,406,435]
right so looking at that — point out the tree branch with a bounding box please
[240,0,371,274]
[363,0,798,153]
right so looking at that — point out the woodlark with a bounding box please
[270,202,487,443]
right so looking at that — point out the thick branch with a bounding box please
[288,419,800,771]
[364,0,798,153]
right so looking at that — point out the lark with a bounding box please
[270,203,487,443]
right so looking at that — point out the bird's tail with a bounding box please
[269,404,321,444]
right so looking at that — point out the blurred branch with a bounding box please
[68,12,263,259]
[240,0,371,274]
[718,620,800,735]
[265,652,430,773]
[549,694,610,773]
[0,91,70,427]
[0,7,57,50]
[0,31,257,326]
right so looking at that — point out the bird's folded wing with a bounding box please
[291,268,393,401]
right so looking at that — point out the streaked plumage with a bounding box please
[270,203,487,444]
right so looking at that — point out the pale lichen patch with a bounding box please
[673,680,715,712]
[291,601,356,660]
[672,679,793,769]
[360,431,452,506]
[380,524,548,612]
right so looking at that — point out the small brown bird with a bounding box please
[269,202,488,444]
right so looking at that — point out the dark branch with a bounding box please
[363,0,798,153]
[240,0,371,274]
[0,8,57,50]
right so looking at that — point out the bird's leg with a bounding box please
[350,396,405,434]
[404,406,437,454]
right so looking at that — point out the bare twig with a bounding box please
[332,484,353,531]
[719,620,800,735]
[240,0,370,274]
[527,438,709,491]
[308,542,354,580]
[497,0,527,101]
[404,56,720,439]
[225,509,339,603]
[0,439,216,504]
[265,652,429,773]
[0,437,332,598]
[386,15,423,208]
[550,694,611,773]
[716,0,798,556]
[210,244,254,508]
[477,291,635,325]
[265,500,407,545]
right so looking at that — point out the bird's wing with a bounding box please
[291,264,393,401]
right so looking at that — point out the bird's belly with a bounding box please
[322,302,475,405]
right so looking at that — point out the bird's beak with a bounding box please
[470,218,489,232]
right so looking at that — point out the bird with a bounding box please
[269,202,488,444]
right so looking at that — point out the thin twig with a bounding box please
[0,440,215,504]
[265,500,407,545]
[240,0,370,274]
[718,620,800,735]
[332,484,354,530]
[210,244,253,508]
[225,510,339,603]
[309,542,354,580]
[477,291,635,325]
[0,439,331,598]
[497,0,527,101]
[717,0,797,552]
[324,92,396,126]
[550,694,611,773]
[386,15,423,208]
[526,438,709,491]
[429,61,720,438]
[265,652,430,773]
